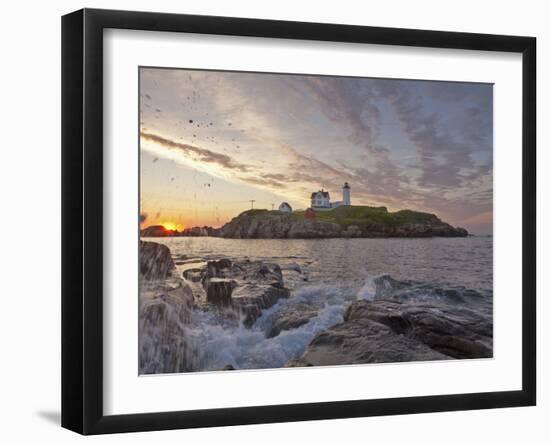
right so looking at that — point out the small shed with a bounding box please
[278,202,293,213]
[304,208,316,220]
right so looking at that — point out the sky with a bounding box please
[139,67,493,234]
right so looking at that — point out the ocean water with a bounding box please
[141,236,493,373]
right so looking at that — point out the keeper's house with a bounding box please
[310,190,330,209]
[310,182,351,210]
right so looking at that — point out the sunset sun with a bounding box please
[161,222,179,231]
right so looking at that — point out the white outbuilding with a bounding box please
[278,202,293,213]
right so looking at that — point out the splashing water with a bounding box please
[182,285,357,371]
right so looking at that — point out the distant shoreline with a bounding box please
[140,235,483,240]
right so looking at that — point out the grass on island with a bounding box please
[237,206,438,228]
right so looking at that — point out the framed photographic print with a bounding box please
[61,8,536,435]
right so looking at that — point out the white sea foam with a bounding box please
[356,278,376,300]
[183,284,353,371]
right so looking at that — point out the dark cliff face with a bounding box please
[218,209,468,239]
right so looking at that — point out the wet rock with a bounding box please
[204,278,237,307]
[280,263,302,273]
[205,258,232,278]
[286,318,447,367]
[287,277,493,368]
[345,300,493,359]
[140,241,175,280]
[267,303,320,337]
[182,268,203,282]
[235,303,262,328]
[233,285,290,327]
[373,274,485,305]
[141,283,195,326]
[139,282,195,374]
[255,263,284,287]
[200,259,291,327]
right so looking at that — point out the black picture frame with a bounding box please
[61,8,536,435]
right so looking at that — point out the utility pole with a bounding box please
[249,200,256,209]
[271,203,274,210]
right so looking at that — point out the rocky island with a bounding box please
[218,205,468,239]
[141,205,468,239]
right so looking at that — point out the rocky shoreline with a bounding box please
[141,207,468,239]
[287,297,492,367]
[139,240,491,374]
[218,209,468,239]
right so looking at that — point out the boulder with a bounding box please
[139,282,196,374]
[233,285,290,327]
[182,268,204,282]
[200,259,291,327]
[287,291,492,367]
[286,318,447,367]
[255,263,284,287]
[140,241,175,280]
[345,300,493,359]
[205,258,232,278]
[267,303,320,337]
[140,283,195,326]
[204,278,237,307]
[372,274,483,304]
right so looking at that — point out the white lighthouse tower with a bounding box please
[342,182,351,205]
